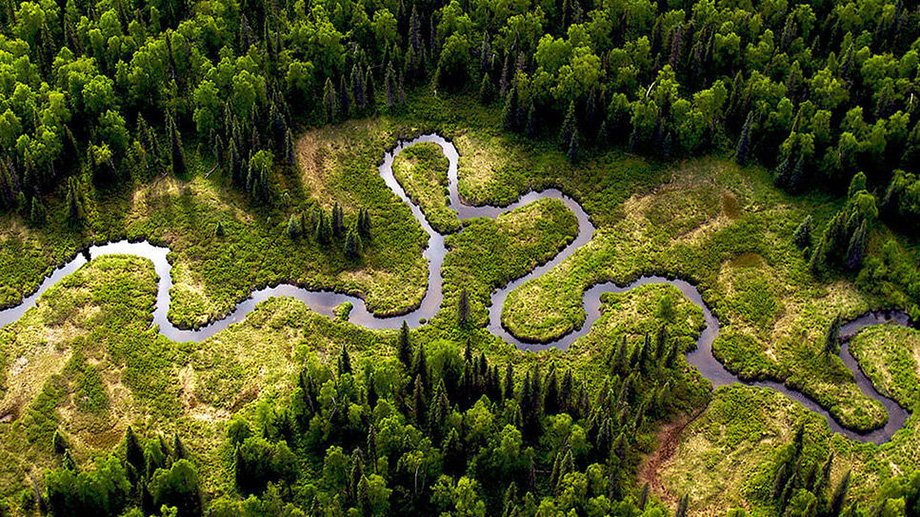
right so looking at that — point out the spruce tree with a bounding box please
[736,112,753,165]
[167,113,187,176]
[124,426,144,476]
[457,288,470,327]
[479,75,495,104]
[793,216,812,249]
[845,220,867,270]
[323,78,338,122]
[385,63,397,108]
[412,374,426,426]
[397,321,412,367]
[338,344,352,376]
[344,228,363,260]
[286,214,300,239]
[567,128,580,162]
[502,85,519,131]
[30,197,45,226]
[560,101,577,150]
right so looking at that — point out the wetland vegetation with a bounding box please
[1,0,920,514]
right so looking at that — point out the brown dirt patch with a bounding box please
[639,409,705,503]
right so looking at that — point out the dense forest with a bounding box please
[2,0,920,513]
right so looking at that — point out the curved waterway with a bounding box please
[0,134,912,444]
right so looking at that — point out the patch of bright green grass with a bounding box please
[391,142,460,233]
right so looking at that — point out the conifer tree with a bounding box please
[479,75,495,104]
[526,103,537,138]
[323,78,338,122]
[286,214,300,239]
[30,197,45,226]
[412,343,428,389]
[502,85,519,131]
[736,112,753,165]
[457,288,470,327]
[560,101,577,150]
[397,321,412,367]
[385,63,397,108]
[845,220,867,270]
[338,344,352,376]
[344,228,363,260]
[567,129,580,162]
[167,114,187,176]
[793,216,812,249]
[124,426,144,476]
[412,374,426,426]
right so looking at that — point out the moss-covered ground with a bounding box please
[1,90,920,514]
[391,142,460,234]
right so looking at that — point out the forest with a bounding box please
[0,0,919,514]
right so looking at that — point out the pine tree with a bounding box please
[675,494,689,517]
[567,129,580,162]
[560,101,577,150]
[736,112,753,165]
[412,343,428,388]
[793,216,812,249]
[502,85,519,131]
[365,68,376,110]
[358,208,372,237]
[457,288,470,327]
[397,321,412,367]
[167,113,187,176]
[385,63,397,108]
[357,476,371,517]
[479,75,495,104]
[412,374,426,426]
[344,228,363,260]
[286,214,300,239]
[339,75,351,118]
[332,202,344,237]
[323,78,338,122]
[52,429,68,455]
[30,197,45,226]
[352,64,366,111]
[503,363,514,400]
[215,221,225,237]
[124,426,144,476]
[544,366,559,414]
[66,178,82,226]
[845,220,867,270]
[338,344,352,376]
[526,103,537,138]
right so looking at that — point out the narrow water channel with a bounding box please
[0,134,911,444]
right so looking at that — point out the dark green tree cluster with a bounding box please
[287,202,371,260]
[767,426,850,517]
[810,173,877,273]
[216,324,698,515]
[45,426,201,516]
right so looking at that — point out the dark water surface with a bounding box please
[0,135,912,443]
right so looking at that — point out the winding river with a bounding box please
[0,135,912,444]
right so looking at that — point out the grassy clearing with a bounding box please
[0,242,707,508]
[850,325,920,409]
[500,157,893,432]
[439,198,578,327]
[658,385,871,516]
[391,142,460,233]
[0,118,433,330]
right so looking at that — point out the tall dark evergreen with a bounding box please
[736,112,753,165]
[397,321,412,367]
